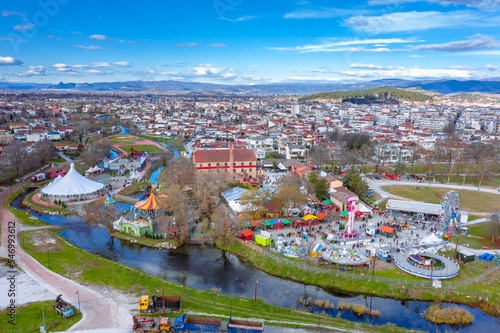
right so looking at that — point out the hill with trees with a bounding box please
[300,87,433,104]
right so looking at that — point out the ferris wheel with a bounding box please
[439,190,460,227]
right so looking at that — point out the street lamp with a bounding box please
[75,290,80,312]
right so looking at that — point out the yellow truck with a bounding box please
[139,295,182,313]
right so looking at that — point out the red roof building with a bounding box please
[193,147,257,178]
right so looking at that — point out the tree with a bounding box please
[240,188,269,220]
[158,157,196,188]
[165,184,192,243]
[490,212,500,243]
[309,144,330,167]
[210,206,242,246]
[33,140,57,163]
[393,160,406,175]
[436,135,464,183]
[4,141,28,176]
[193,173,227,220]
[314,178,329,201]
[342,171,369,197]
[85,201,118,235]
[80,143,105,167]
[273,185,307,209]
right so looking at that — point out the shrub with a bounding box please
[423,304,474,325]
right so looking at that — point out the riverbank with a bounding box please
[217,241,500,317]
[21,189,76,216]
[19,229,413,333]
[111,231,180,249]
[4,187,45,226]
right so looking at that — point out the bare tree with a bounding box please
[240,188,269,220]
[80,142,105,167]
[86,201,118,235]
[436,135,464,184]
[33,140,57,163]
[210,206,239,246]
[4,141,27,176]
[273,185,307,210]
[490,212,500,243]
[159,157,195,188]
[165,184,192,243]
[193,173,227,220]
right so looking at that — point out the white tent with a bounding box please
[419,233,443,246]
[40,163,105,202]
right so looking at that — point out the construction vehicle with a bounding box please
[172,314,221,332]
[227,318,265,333]
[54,294,75,319]
[139,295,182,313]
[132,316,171,332]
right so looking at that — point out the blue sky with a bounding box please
[1,0,500,84]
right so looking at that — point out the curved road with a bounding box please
[368,179,500,210]
[0,185,131,331]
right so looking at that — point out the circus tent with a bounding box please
[134,188,165,211]
[40,163,105,202]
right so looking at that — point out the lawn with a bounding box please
[137,134,186,152]
[381,186,500,212]
[49,158,66,163]
[119,144,164,154]
[0,300,82,333]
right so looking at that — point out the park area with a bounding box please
[382,185,500,212]
[105,134,166,155]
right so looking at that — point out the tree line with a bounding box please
[300,87,433,103]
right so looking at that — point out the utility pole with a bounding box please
[372,255,376,277]
[75,290,80,312]
[254,276,258,304]
[429,260,434,287]
[453,237,460,260]
[162,283,165,314]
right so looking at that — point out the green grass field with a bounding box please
[119,144,163,154]
[381,186,500,212]
[0,301,82,333]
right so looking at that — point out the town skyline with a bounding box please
[1,0,500,84]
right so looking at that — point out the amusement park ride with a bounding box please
[339,195,360,238]
[440,190,461,234]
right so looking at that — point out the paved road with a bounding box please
[0,186,132,331]
[368,179,500,211]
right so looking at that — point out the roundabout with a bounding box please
[394,251,460,279]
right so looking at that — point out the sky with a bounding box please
[1,0,500,85]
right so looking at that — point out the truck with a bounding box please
[172,314,221,332]
[139,295,182,313]
[31,173,48,183]
[133,316,171,333]
[54,294,75,319]
[227,318,265,333]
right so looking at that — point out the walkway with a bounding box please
[0,187,132,330]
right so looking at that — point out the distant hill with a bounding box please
[0,79,500,95]
[300,87,433,103]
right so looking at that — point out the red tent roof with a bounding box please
[240,229,254,237]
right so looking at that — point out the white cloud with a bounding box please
[0,57,22,66]
[369,0,500,11]
[339,66,482,79]
[350,63,404,70]
[413,34,500,51]
[74,45,101,50]
[207,43,227,48]
[461,50,500,55]
[13,23,34,31]
[221,16,257,22]
[269,38,413,53]
[1,10,26,17]
[14,66,45,77]
[285,8,370,19]
[112,61,131,67]
[88,34,114,41]
[190,65,226,75]
[176,43,198,47]
[345,11,495,34]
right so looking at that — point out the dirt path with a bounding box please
[0,187,132,331]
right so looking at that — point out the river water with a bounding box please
[14,130,500,332]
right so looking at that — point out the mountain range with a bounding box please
[1,79,500,95]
